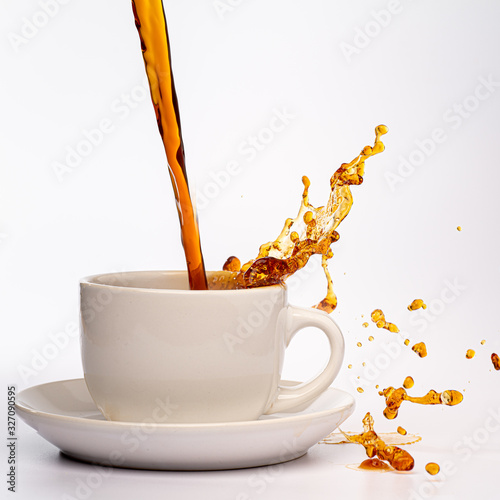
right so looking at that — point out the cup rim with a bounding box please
[80,270,285,294]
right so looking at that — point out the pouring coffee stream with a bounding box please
[132,0,388,302]
[132,0,208,290]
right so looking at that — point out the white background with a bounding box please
[1,0,500,498]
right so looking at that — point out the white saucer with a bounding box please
[16,379,355,471]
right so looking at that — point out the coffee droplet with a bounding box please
[457,226,462,231]
[348,364,353,369]
[440,390,463,405]
[397,426,407,436]
[481,340,486,345]
[357,342,362,347]
[371,309,399,333]
[357,387,364,393]
[376,124,389,135]
[412,342,427,358]
[466,349,475,359]
[303,211,314,224]
[403,376,414,389]
[404,339,410,346]
[425,462,440,475]
[362,322,369,328]
[407,299,426,311]
[223,256,241,272]
[491,353,500,371]
[368,336,374,342]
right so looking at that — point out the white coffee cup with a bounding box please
[80,270,344,423]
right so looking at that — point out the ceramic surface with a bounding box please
[80,271,345,423]
[16,379,355,470]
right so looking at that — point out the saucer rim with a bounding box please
[16,378,355,430]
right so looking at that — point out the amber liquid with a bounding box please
[344,412,414,471]
[379,384,463,420]
[131,0,388,301]
[132,0,207,290]
[371,309,399,333]
[222,126,388,310]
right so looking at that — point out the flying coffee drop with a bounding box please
[403,376,414,389]
[371,309,399,333]
[466,349,475,359]
[412,342,427,358]
[407,299,426,311]
[425,462,440,475]
[492,353,500,370]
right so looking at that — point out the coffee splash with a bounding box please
[379,384,463,420]
[342,412,415,472]
[132,0,207,290]
[221,125,388,312]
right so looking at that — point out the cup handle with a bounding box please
[264,305,344,414]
